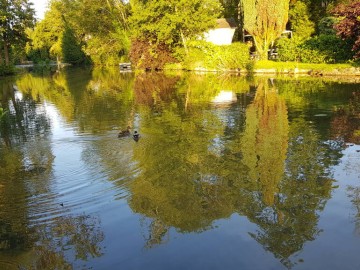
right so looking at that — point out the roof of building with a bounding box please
[216,18,237,29]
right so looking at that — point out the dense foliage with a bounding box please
[1,0,359,71]
[129,39,177,70]
[179,41,252,71]
[0,0,35,71]
[129,0,222,69]
[288,1,314,41]
[332,0,360,59]
[26,0,129,66]
[275,0,356,64]
[276,33,353,63]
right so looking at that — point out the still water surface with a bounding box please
[0,67,360,269]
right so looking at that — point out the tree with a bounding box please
[26,0,66,64]
[27,0,130,66]
[129,0,222,68]
[0,0,35,66]
[219,0,240,19]
[61,25,87,65]
[239,0,289,59]
[61,0,130,65]
[332,0,360,59]
[289,1,315,41]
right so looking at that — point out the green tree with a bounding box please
[130,0,222,47]
[289,1,315,41]
[63,0,130,65]
[26,0,67,64]
[239,0,289,59]
[0,0,35,66]
[219,0,240,19]
[61,25,87,65]
[129,0,222,68]
[27,0,130,66]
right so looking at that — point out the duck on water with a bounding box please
[118,127,140,141]
[118,126,131,138]
[132,131,140,141]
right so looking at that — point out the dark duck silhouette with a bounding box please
[118,126,131,138]
[133,130,140,141]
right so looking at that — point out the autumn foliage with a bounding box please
[332,1,360,59]
[129,39,177,70]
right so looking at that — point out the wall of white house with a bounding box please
[204,28,236,45]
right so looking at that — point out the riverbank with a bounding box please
[4,61,360,78]
[165,60,360,77]
[253,61,360,76]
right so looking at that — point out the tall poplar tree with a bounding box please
[239,0,289,59]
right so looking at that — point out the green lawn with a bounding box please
[254,60,354,71]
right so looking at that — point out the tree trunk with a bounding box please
[254,37,269,60]
[4,40,10,66]
[0,48,3,65]
[180,29,188,55]
[57,55,61,68]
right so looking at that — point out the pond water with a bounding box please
[0,67,360,269]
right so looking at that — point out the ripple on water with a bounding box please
[0,260,19,270]
[26,134,137,226]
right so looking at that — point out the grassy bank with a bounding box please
[255,60,353,70]
[253,60,360,75]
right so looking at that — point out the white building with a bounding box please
[204,18,237,45]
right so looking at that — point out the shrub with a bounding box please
[276,38,302,62]
[0,65,15,76]
[129,39,177,70]
[318,17,337,35]
[303,34,354,63]
[297,48,328,63]
[180,41,251,71]
[276,34,354,63]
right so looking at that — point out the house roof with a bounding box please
[216,18,237,29]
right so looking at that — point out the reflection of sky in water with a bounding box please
[2,72,360,270]
[297,144,360,270]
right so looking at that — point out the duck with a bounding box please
[133,130,140,141]
[118,126,131,138]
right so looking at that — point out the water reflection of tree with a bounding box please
[247,119,334,268]
[13,214,105,270]
[0,77,55,266]
[128,74,250,234]
[347,186,360,236]
[1,78,51,147]
[35,214,104,266]
[141,217,170,249]
[134,72,180,107]
[331,91,360,144]
[128,102,236,232]
[126,76,338,269]
[238,80,337,268]
[9,70,346,268]
[1,74,106,269]
[241,79,289,206]
[15,67,136,133]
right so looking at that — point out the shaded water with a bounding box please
[0,67,360,269]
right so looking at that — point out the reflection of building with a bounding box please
[211,90,237,104]
[204,18,237,45]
